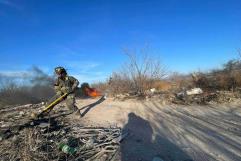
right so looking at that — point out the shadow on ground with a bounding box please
[80,96,105,117]
[140,101,241,161]
[121,112,193,161]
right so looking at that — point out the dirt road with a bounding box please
[74,97,241,161]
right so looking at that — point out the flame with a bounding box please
[85,87,102,97]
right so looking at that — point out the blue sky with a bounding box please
[0,0,241,83]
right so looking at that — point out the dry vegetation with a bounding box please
[93,50,241,104]
[94,48,167,97]
[1,51,241,108]
[190,59,241,91]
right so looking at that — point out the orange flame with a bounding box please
[84,87,102,97]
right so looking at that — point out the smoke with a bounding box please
[29,66,54,86]
[0,66,55,107]
[0,66,54,88]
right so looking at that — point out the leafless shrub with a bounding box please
[168,72,194,91]
[91,81,109,94]
[191,72,210,89]
[188,59,241,92]
[109,71,134,95]
[108,47,167,96]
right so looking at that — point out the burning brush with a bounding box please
[81,83,103,98]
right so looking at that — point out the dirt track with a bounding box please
[75,97,241,161]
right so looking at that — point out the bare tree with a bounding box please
[121,47,167,95]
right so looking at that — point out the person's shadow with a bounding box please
[79,96,105,117]
[121,112,193,161]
